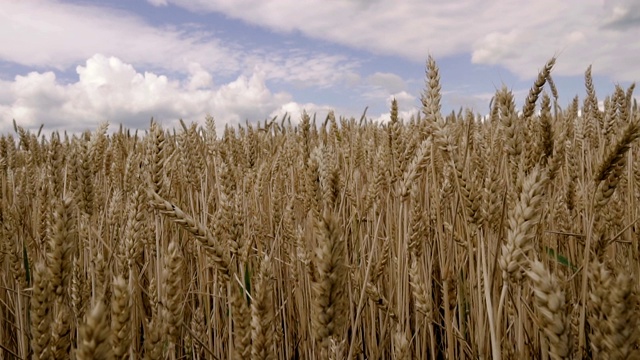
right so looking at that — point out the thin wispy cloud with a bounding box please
[0,1,240,74]
[153,0,640,80]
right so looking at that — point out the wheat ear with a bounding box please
[528,261,571,359]
[312,211,347,355]
[148,190,230,280]
[111,275,131,359]
[77,299,112,360]
[251,255,275,360]
[522,57,556,119]
[163,240,184,348]
[603,272,640,359]
[499,166,549,281]
[30,262,52,360]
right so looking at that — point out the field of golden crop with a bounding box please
[0,56,638,359]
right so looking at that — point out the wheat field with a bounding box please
[0,56,638,359]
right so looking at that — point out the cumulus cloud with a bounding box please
[371,108,420,125]
[212,70,291,126]
[269,102,334,126]
[152,0,640,81]
[187,62,213,90]
[0,55,299,134]
[0,1,361,88]
[370,92,420,125]
[0,1,373,133]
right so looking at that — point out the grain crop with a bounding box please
[0,57,638,359]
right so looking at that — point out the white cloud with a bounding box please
[371,108,420,125]
[0,55,298,134]
[212,70,291,126]
[357,73,412,106]
[245,50,360,89]
[187,62,213,90]
[388,91,416,107]
[367,73,407,94]
[0,1,361,89]
[471,30,521,65]
[153,0,470,59]
[370,92,420,124]
[3,0,635,136]
[155,0,640,81]
[270,102,334,126]
[0,1,240,75]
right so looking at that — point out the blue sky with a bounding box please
[0,0,638,134]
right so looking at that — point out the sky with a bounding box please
[0,0,639,134]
